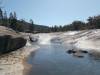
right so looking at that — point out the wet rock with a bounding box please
[29,36,38,42]
[80,50,88,53]
[51,37,62,43]
[67,49,88,54]
[67,49,76,54]
[67,49,88,58]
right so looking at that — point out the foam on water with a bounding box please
[38,34,53,45]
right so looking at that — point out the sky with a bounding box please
[1,0,100,26]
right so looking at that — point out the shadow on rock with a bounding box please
[0,35,26,54]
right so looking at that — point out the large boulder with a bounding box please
[0,26,27,54]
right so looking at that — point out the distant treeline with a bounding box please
[0,8,50,33]
[50,15,100,32]
[0,8,100,33]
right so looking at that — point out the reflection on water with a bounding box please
[26,43,100,75]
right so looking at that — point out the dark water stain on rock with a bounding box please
[0,35,26,54]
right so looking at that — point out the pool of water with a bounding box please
[26,42,100,75]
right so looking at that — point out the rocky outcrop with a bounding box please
[0,26,27,54]
[0,26,38,75]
